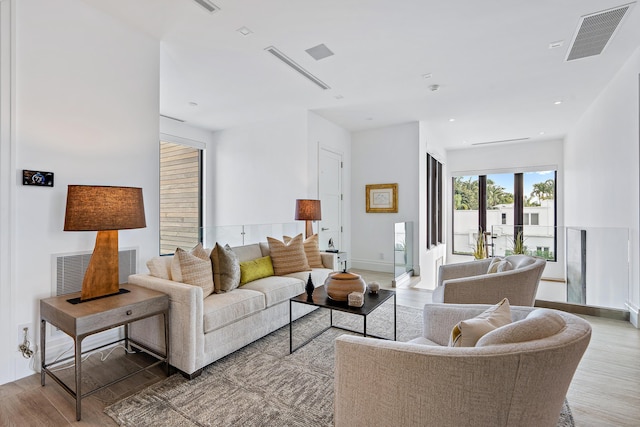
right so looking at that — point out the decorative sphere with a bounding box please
[324,271,367,302]
[368,281,380,294]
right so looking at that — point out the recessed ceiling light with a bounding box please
[188,102,198,107]
[549,41,564,49]
[429,84,440,92]
[554,100,563,105]
[237,26,253,36]
[422,73,432,79]
[365,117,373,121]
[539,131,546,135]
[334,95,344,100]
[449,118,455,122]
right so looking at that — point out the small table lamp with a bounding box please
[295,199,321,239]
[64,185,146,301]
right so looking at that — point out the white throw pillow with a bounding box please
[476,309,566,347]
[449,298,512,347]
[487,257,513,274]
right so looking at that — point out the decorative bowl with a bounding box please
[324,271,367,302]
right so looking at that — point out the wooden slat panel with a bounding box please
[159,141,201,254]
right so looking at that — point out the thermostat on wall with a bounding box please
[23,170,54,187]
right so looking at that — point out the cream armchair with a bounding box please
[432,255,546,306]
[334,303,591,427]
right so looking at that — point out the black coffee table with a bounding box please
[289,285,396,353]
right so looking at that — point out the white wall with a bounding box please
[308,112,352,257]
[0,0,160,385]
[210,111,309,226]
[565,47,640,326]
[446,139,565,281]
[351,122,420,273]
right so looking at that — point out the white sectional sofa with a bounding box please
[128,239,335,378]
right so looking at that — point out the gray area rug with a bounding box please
[105,303,574,426]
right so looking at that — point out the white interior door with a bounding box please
[318,148,342,251]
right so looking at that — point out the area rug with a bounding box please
[105,303,574,426]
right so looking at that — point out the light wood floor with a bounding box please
[1,271,638,426]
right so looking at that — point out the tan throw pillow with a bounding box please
[449,298,512,347]
[210,243,241,293]
[476,309,566,347]
[147,256,173,280]
[267,234,311,276]
[171,244,214,297]
[284,234,324,268]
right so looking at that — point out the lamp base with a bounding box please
[81,230,120,301]
[67,288,129,305]
[305,220,314,239]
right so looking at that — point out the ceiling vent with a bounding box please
[265,46,331,90]
[471,137,530,146]
[192,0,220,13]
[160,114,185,123]
[566,3,633,61]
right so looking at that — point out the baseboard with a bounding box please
[350,259,393,273]
[626,300,639,328]
[535,299,630,322]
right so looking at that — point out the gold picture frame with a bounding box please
[366,183,398,213]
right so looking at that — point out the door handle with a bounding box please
[321,227,330,231]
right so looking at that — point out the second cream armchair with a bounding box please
[432,255,546,306]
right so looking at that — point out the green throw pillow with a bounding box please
[240,256,275,285]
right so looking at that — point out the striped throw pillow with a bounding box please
[284,234,324,268]
[267,234,311,276]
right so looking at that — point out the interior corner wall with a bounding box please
[351,122,420,273]
[209,111,309,227]
[565,47,640,326]
[307,112,352,257]
[160,117,215,233]
[0,0,15,385]
[0,0,160,385]
[418,121,448,289]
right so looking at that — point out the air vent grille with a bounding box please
[265,46,331,90]
[566,4,632,61]
[471,137,530,146]
[55,249,137,296]
[192,0,220,13]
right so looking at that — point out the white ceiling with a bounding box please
[80,0,640,149]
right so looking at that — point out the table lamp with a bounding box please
[64,185,146,301]
[295,199,321,239]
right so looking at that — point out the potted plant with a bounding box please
[512,230,526,255]
[473,228,488,259]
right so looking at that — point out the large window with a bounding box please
[426,154,443,248]
[452,170,556,260]
[159,141,203,255]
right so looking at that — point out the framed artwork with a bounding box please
[366,183,398,213]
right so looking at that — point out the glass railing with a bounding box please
[489,225,630,311]
[201,222,304,248]
[159,222,305,255]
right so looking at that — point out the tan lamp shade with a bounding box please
[295,199,321,239]
[64,185,146,301]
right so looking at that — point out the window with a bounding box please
[452,170,556,260]
[159,141,203,255]
[427,154,443,248]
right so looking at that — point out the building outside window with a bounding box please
[452,170,556,260]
